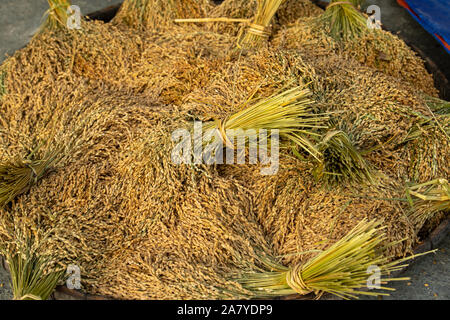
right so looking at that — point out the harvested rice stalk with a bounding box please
[0,148,61,208]
[425,96,450,116]
[407,179,450,229]
[313,130,375,187]
[319,0,367,41]
[7,246,64,300]
[238,219,433,299]
[202,85,329,161]
[0,70,6,99]
[202,0,323,36]
[239,0,285,48]
[272,18,438,96]
[0,218,65,300]
[401,101,449,181]
[39,0,73,32]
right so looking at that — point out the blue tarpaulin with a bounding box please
[398,0,450,53]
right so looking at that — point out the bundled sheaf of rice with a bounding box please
[0,148,62,208]
[272,17,438,96]
[0,215,66,300]
[319,0,366,41]
[113,0,213,31]
[1,115,276,299]
[204,0,323,36]
[238,219,430,299]
[407,179,450,232]
[400,97,450,183]
[312,129,376,187]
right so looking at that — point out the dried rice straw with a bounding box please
[239,0,285,48]
[319,0,367,40]
[0,147,62,208]
[238,219,434,299]
[407,179,450,229]
[201,84,329,161]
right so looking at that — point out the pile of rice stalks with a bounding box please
[273,17,438,96]
[113,0,213,30]
[0,0,447,300]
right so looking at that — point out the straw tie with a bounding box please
[216,118,235,149]
[285,263,311,295]
[247,23,271,39]
[25,162,39,185]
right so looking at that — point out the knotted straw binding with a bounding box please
[216,118,235,149]
[247,23,271,39]
[26,162,39,185]
[285,263,311,295]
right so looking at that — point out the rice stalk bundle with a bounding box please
[39,0,73,32]
[407,179,450,228]
[201,85,329,161]
[404,97,450,143]
[0,218,65,300]
[313,130,375,187]
[239,0,285,48]
[0,148,61,208]
[401,98,449,181]
[319,0,367,41]
[238,219,432,299]
[7,247,64,300]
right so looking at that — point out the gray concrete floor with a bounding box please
[0,0,448,300]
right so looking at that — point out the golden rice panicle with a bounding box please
[114,0,212,31]
[238,219,433,299]
[407,179,450,230]
[39,0,73,32]
[239,0,285,48]
[313,130,376,188]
